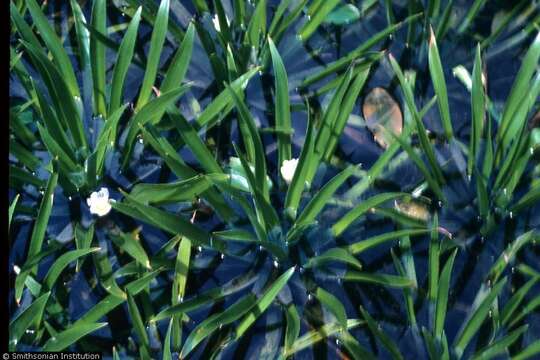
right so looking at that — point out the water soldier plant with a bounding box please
[9,0,540,359]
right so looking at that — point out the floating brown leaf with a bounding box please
[394,199,431,221]
[362,87,403,148]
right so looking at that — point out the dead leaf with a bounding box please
[394,199,430,221]
[362,87,403,148]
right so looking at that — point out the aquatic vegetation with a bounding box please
[9,0,540,358]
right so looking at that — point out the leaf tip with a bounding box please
[429,26,436,47]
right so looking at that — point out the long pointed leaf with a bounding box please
[453,278,507,358]
[235,267,295,339]
[135,0,170,110]
[269,37,292,166]
[428,27,453,140]
[109,7,142,113]
[90,0,107,116]
[332,192,410,236]
[42,323,108,351]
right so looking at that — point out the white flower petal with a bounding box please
[280,158,299,184]
[87,188,113,217]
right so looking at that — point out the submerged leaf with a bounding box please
[315,288,347,328]
[324,4,361,25]
[304,247,363,270]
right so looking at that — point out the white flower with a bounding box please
[87,187,113,217]
[280,158,299,184]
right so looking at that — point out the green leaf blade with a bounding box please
[135,0,170,111]
[269,37,292,167]
[235,267,295,339]
[42,322,108,352]
[110,7,142,113]
[428,27,453,140]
